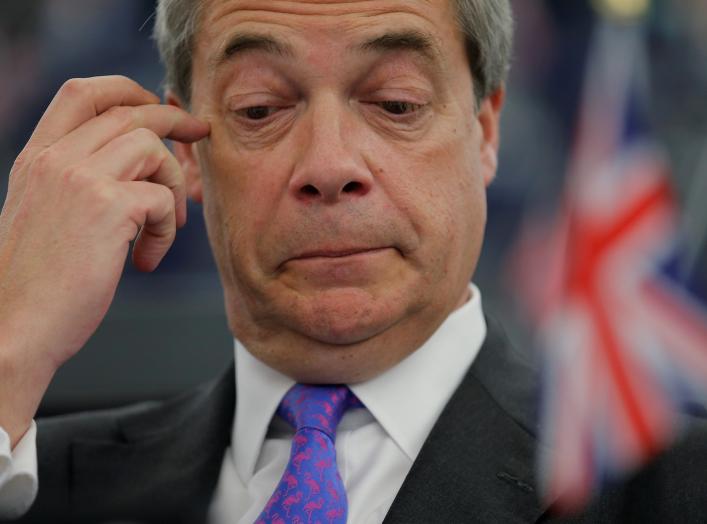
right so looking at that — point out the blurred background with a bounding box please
[0,0,705,415]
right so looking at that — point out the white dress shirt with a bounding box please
[0,284,487,523]
[0,421,37,519]
[209,284,486,523]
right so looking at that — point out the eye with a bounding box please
[378,101,423,115]
[236,106,280,120]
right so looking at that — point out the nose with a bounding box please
[289,97,373,204]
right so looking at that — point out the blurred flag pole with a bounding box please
[682,139,707,275]
[506,0,707,514]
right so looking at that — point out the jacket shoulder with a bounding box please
[13,365,235,524]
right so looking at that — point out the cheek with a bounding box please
[382,131,485,275]
[201,129,289,243]
[392,130,481,227]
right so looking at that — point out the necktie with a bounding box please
[255,384,363,524]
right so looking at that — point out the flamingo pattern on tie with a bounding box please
[255,384,363,524]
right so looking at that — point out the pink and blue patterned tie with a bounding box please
[255,384,363,524]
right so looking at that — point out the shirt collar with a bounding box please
[233,342,294,482]
[233,283,486,480]
[349,284,486,460]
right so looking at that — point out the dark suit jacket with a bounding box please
[7,319,707,523]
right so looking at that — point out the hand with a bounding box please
[0,76,209,446]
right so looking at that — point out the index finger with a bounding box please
[28,76,160,150]
[55,104,210,163]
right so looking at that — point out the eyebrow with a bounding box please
[212,33,294,69]
[356,30,440,64]
[211,29,440,71]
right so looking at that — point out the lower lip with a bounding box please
[284,248,393,283]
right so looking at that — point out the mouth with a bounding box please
[278,247,394,271]
[275,245,402,286]
[292,247,388,260]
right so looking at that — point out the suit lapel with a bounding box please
[384,319,548,524]
[70,363,235,524]
[67,319,547,523]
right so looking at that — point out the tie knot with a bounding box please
[277,384,362,438]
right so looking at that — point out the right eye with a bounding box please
[377,100,424,116]
[236,106,280,120]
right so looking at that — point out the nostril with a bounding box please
[300,184,319,196]
[342,181,363,193]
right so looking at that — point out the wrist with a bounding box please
[0,328,56,448]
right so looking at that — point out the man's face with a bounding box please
[177,0,502,383]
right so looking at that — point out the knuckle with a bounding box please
[126,198,149,225]
[59,77,91,100]
[105,106,137,132]
[157,183,175,203]
[59,164,89,186]
[29,148,59,177]
[11,148,34,174]
[128,128,166,169]
[163,104,182,118]
[111,74,131,85]
[92,182,118,208]
[150,184,177,214]
[130,127,160,147]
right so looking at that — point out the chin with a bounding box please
[229,280,450,384]
[280,286,408,346]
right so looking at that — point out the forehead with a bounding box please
[195,0,463,60]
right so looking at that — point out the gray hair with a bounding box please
[154,0,513,105]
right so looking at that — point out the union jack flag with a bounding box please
[507,18,707,513]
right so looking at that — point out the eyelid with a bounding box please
[367,86,429,104]
[226,93,281,112]
[362,91,430,112]
[362,101,430,129]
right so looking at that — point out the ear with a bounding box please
[167,92,204,204]
[476,86,505,187]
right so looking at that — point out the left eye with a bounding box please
[378,101,423,115]
[237,106,280,120]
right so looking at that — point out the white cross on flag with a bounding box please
[507,18,707,513]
